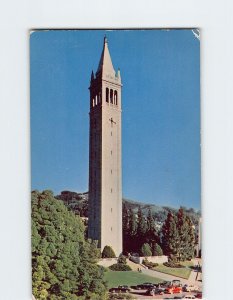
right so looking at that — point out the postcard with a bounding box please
[31,29,201,299]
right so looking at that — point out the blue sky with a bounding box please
[30,29,200,209]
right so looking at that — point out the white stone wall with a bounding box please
[131,255,168,264]
[97,258,118,268]
[141,255,168,264]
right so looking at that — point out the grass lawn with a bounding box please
[154,264,191,279]
[180,261,194,267]
[104,270,163,288]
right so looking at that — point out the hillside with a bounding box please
[55,191,201,226]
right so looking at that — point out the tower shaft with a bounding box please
[88,38,122,256]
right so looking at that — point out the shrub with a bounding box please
[109,263,132,271]
[142,258,158,269]
[102,245,116,258]
[109,293,133,299]
[163,261,183,268]
[118,254,127,265]
[140,243,152,257]
[152,243,163,256]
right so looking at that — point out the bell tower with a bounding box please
[88,37,122,256]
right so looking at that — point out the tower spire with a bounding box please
[96,36,115,76]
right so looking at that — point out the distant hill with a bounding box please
[122,198,200,226]
[56,191,201,227]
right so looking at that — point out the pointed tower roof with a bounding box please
[96,36,115,77]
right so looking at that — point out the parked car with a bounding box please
[181,295,196,299]
[109,285,131,293]
[183,284,199,292]
[195,292,202,299]
[160,280,172,287]
[146,287,164,296]
[136,283,155,290]
[130,285,138,290]
[165,285,182,294]
[172,279,181,286]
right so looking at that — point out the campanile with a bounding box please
[88,37,122,256]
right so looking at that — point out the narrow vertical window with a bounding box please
[110,89,113,104]
[114,90,118,105]
[106,88,109,103]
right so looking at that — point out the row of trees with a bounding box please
[123,205,160,255]
[122,205,196,261]
[32,190,107,300]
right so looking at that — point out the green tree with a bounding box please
[147,208,154,231]
[118,254,127,265]
[32,190,107,299]
[177,208,195,260]
[137,207,147,237]
[124,208,138,253]
[152,243,163,256]
[102,245,116,258]
[146,208,159,247]
[122,204,130,253]
[123,203,130,235]
[128,208,137,236]
[162,211,180,261]
[140,243,152,257]
[161,209,195,261]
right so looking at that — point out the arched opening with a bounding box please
[114,90,118,105]
[110,89,113,104]
[106,88,109,103]
[95,95,98,105]
[92,98,95,107]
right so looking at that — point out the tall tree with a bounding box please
[128,208,137,236]
[122,204,130,236]
[161,211,180,261]
[162,209,195,261]
[125,208,138,253]
[122,204,130,253]
[146,208,159,247]
[137,207,147,237]
[147,208,155,232]
[32,190,107,299]
[177,208,195,260]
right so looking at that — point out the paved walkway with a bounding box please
[126,259,141,271]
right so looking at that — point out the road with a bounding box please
[112,290,197,300]
[141,268,202,288]
[110,290,199,299]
